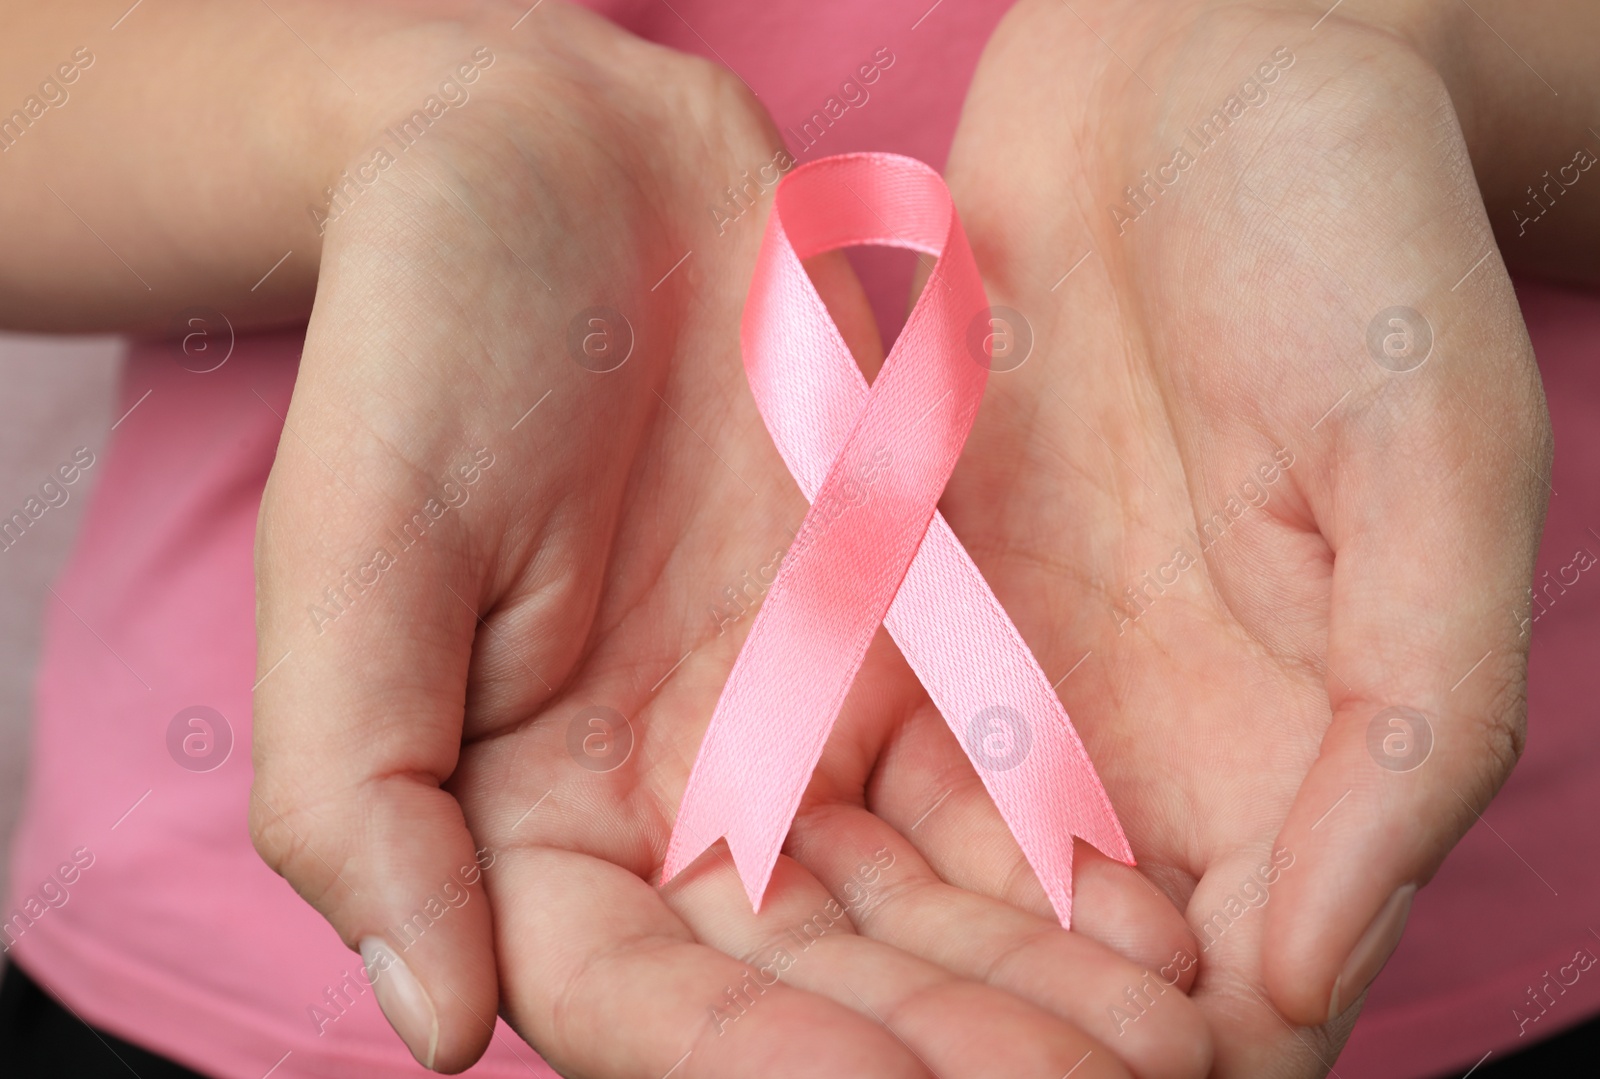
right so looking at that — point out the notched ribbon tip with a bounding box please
[660,806,783,915]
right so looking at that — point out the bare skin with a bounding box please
[234,4,1204,1077]
[918,0,1583,1073]
[1,0,1593,1076]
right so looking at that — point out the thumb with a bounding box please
[250,366,502,1073]
[1262,285,1551,1026]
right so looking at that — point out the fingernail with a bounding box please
[361,937,439,1069]
[1328,884,1415,1023]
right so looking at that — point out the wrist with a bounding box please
[1305,0,1600,281]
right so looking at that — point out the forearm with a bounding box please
[0,0,508,332]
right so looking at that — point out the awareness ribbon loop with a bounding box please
[662,152,1132,928]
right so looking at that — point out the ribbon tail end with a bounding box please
[661,815,719,890]
[661,812,784,918]
[725,824,782,916]
[1074,788,1137,870]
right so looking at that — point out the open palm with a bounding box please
[252,5,1210,1077]
[934,2,1550,1075]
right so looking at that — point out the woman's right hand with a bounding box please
[249,3,1208,1076]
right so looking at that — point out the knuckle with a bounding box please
[678,57,779,160]
[980,924,1061,985]
[1480,659,1530,773]
[246,786,303,878]
[248,783,350,916]
[1456,653,1530,800]
[843,868,928,933]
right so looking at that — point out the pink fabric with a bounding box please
[4,1,1597,1076]
[664,153,1130,927]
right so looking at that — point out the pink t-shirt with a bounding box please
[5,2,1597,1076]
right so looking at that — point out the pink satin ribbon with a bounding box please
[662,152,1132,928]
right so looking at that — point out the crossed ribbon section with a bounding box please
[662,152,1132,928]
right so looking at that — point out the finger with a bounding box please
[668,852,1131,1079]
[491,846,935,1078]
[789,802,1214,1079]
[872,698,1203,982]
[1262,263,1550,1025]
